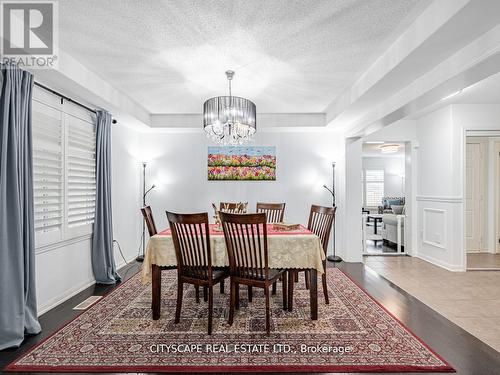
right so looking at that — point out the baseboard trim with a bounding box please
[415,252,465,272]
[38,278,96,316]
[37,255,137,316]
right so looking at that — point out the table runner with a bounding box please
[158,224,314,236]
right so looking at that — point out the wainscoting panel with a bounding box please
[422,208,447,249]
[416,196,465,271]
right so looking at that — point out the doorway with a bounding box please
[361,141,407,255]
[465,136,500,270]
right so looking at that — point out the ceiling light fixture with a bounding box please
[378,144,400,154]
[203,70,256,146]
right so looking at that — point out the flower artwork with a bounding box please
[207,146,276,181]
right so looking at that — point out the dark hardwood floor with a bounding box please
[1,261,500,375]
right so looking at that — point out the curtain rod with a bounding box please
[34,81,117,124]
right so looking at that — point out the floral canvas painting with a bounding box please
[208,146,276,181]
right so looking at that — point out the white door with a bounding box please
[465,142,484,252]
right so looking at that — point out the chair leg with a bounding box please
[195,285,200,303]
[248,285,253,302]
[272,281,277,295]
[220,279,224,294]
[175,281,184,323]
[228,280,236,326]
[264,286,270,336]
[288,271,294,312]
[305,270,310,290]
[203,286,208,302]
[294,272,299,282]
[235,283,240,310]
[322,273,329,304]
[282,272,288,310]
[208,285,213,335]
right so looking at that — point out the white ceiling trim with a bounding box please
[324,0,469,127]
[150,112,326,129]
[348,23,500,137]
[31,49,152,130]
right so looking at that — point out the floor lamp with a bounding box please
[137,162,155,262]
[323,162,342,262]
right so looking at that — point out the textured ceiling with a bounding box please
[59,0,425,114]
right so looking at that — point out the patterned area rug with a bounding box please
[7,268,453,373]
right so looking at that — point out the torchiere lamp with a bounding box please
[323,162,342,262]
[137,162,156,262]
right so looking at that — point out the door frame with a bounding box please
[360,140,411,256]
[463,131,500,270]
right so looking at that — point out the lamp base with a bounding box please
[135,255,144,262]
[327,255,343,262]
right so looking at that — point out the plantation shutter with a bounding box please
[66,114,96,231]
[32,87,97,248]
[32,101,64,245]
[364,170,384,207]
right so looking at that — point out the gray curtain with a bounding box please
[0,64,41,350]
[91,110,120,284]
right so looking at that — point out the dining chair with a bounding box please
[256,203,286,295]
[219,202,247,213]
[141,206,158,236]
[289,205,336,308]
[256,202,286,223]
[166,211,229,335]
[219,212,288,335]
[218,203,251,298]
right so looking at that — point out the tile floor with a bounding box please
[364,255,500,353]
[467,253,500,269]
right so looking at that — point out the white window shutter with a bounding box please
[32,101,64,245]
[32,89,97,248]
[364,170,384,207]
[66,114,96,230]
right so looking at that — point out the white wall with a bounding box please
[414,106,464,270]
[343,138,363,262]
[140,129,344,256]
[413,104,500,271]
[111,124,143,264]
[35,123,142,315]
[362,156,405,198]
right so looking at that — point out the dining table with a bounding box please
[141,223,326,321]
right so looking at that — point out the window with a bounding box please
[32,88,96,247]
[363,169,384,207]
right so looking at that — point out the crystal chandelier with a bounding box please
[203,70,257,146]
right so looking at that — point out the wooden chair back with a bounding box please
[219,202,247,214]
[307,205,336,254]
[256,202,285,223]
[219,212,269,281]
[166,211,212,281]
[141,206,157,236]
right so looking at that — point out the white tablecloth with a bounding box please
[141,226,325,283]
